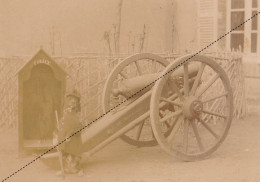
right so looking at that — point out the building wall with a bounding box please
[0,0,173,56]
[164,0,199,53]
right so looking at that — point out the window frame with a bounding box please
[226,0,260,54]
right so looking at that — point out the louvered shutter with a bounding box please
[198,0,218,51]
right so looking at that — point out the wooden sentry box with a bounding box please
[18,49,67,153]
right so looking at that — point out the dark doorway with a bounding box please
[23,64,61,141]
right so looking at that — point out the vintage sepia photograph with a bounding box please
[0,0,260,181]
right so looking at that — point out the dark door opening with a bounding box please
[23,64,61,146]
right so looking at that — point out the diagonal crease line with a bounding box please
[2,11,260,182]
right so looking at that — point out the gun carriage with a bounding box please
[44,53,233,164]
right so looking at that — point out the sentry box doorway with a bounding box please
[18,49,67,154]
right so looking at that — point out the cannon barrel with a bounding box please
[112,64,199,97]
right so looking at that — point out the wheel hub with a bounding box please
[183,96,203,119]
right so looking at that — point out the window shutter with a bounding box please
[198,0,218,51]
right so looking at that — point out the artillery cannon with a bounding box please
[43,53,233,165]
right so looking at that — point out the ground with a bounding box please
[1,79,260,182]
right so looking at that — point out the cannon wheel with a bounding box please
[150,55,233,161]
[102,53,170,147]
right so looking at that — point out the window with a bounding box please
[229,0,258,53]
[230,0,245,52]
[231,0,245,9]
[252,11,258,30]
[231,34,244,51]
[251,2,258,53]
[251,33,257,52]
[231,12,245,30]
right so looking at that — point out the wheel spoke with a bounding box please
[151,127,156,139]
[183,119,190,153]
[119,72,128,79]
[196,73,219,97]
[165,120,171,128]
[197,117,219,139]
[160,110,182,123]
[202,109,227,119]
[202,92,228,104]
[151,59,157,73]
[167,115,183,144]
[134,61,143,75]
[136,120,145,141]
[169,115,180,131]
[190,120,205,152]
[160,97,182,107]
[183,64,189,96]
[190,63,206,95]
[158,91,183,114]
[168,77,184,101]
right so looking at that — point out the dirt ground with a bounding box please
[1,79,260,182]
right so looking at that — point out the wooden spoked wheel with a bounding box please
[150,55,233,161]
[102,53,170,147]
